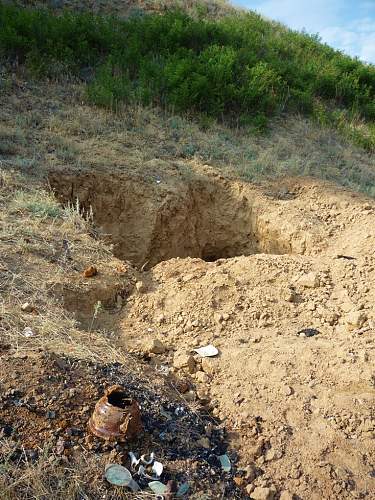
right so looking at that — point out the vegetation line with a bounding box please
[0,3,374,149]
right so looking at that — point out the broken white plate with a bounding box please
[194,344,218,357]
[104,464,132,486]
[129,452,140,469]
[152,460,163,477]
[141,452,155,465]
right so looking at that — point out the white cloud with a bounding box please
[254,0,340,33]
[248,0,375,63]
[321,18,375,63]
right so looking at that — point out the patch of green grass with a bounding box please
[11,190,63,218]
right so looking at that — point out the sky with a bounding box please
[232,0,375,64]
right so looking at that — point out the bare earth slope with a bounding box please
[51,165,375,499]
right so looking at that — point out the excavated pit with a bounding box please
[49,170,311,268]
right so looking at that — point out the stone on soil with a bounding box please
[298,272,319,288]
[346,310,367,330]
[144,338,167,354]
[173,353,196,373]
[251,486,276,500]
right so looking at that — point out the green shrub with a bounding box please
[0,3,373,148]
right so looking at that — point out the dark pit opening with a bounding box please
[107,390,132,409]
[50,172,297,268]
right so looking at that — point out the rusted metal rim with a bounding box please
[89,385,142,441]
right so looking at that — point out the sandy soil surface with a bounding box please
[49,165,375,499]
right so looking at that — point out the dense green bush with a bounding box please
[0,3,374,148]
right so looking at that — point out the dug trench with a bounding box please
[49,167,324,268]
[49,167,375,499]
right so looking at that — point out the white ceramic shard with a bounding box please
[194,344,219,357]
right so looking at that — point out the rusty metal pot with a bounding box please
[89,385,142,441]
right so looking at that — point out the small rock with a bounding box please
[201,357,216,375]
[196,371,209,383]
[196,386,209,400]
[156,314,165,324]
[214,313,223,324]
[234,477,244,487]
[265,448,283,461]
[22,327,36,338]
[21,302,34,313]
[279,491,294,500]
[175,379,190,394]
[144,338,167,355]
[135,281,146,293]
[184,390,196,402]
[251,486,276,500]
[283,386,293,396]
[68,389,76,398]
[173,353,196,373]
[196,437,210,449]
[246,484,255,495]
[243,464,256,482]
[83,266,97,278]
[298,272,319,288]
[282,288,296,303]
[346,310,367,331]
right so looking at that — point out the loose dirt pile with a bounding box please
[49,164,375,499]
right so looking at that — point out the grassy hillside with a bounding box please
[1,2,374,151]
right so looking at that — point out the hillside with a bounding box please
[0,1,375,499]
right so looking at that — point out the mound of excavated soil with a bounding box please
[50,165,375,499]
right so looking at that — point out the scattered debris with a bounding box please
[297,328,319,338]
[89,385,142,441]
[148,481,168,495]
[152,460,164,477]
[129,451,140,469]
[194,344,219,357]
[176,482,190,497]
[140,452,155,465]
[22,326,36,338]
[219,454,231,472]
[83,265,98,277]
[21,302,35,313]
[336,254,356,260]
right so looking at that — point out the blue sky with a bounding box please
[232,0,375,63]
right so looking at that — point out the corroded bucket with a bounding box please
[89,385,142,441]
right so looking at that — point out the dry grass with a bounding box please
[1,74,374,196]
[0,167,132,363]
[0,441,152,499]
